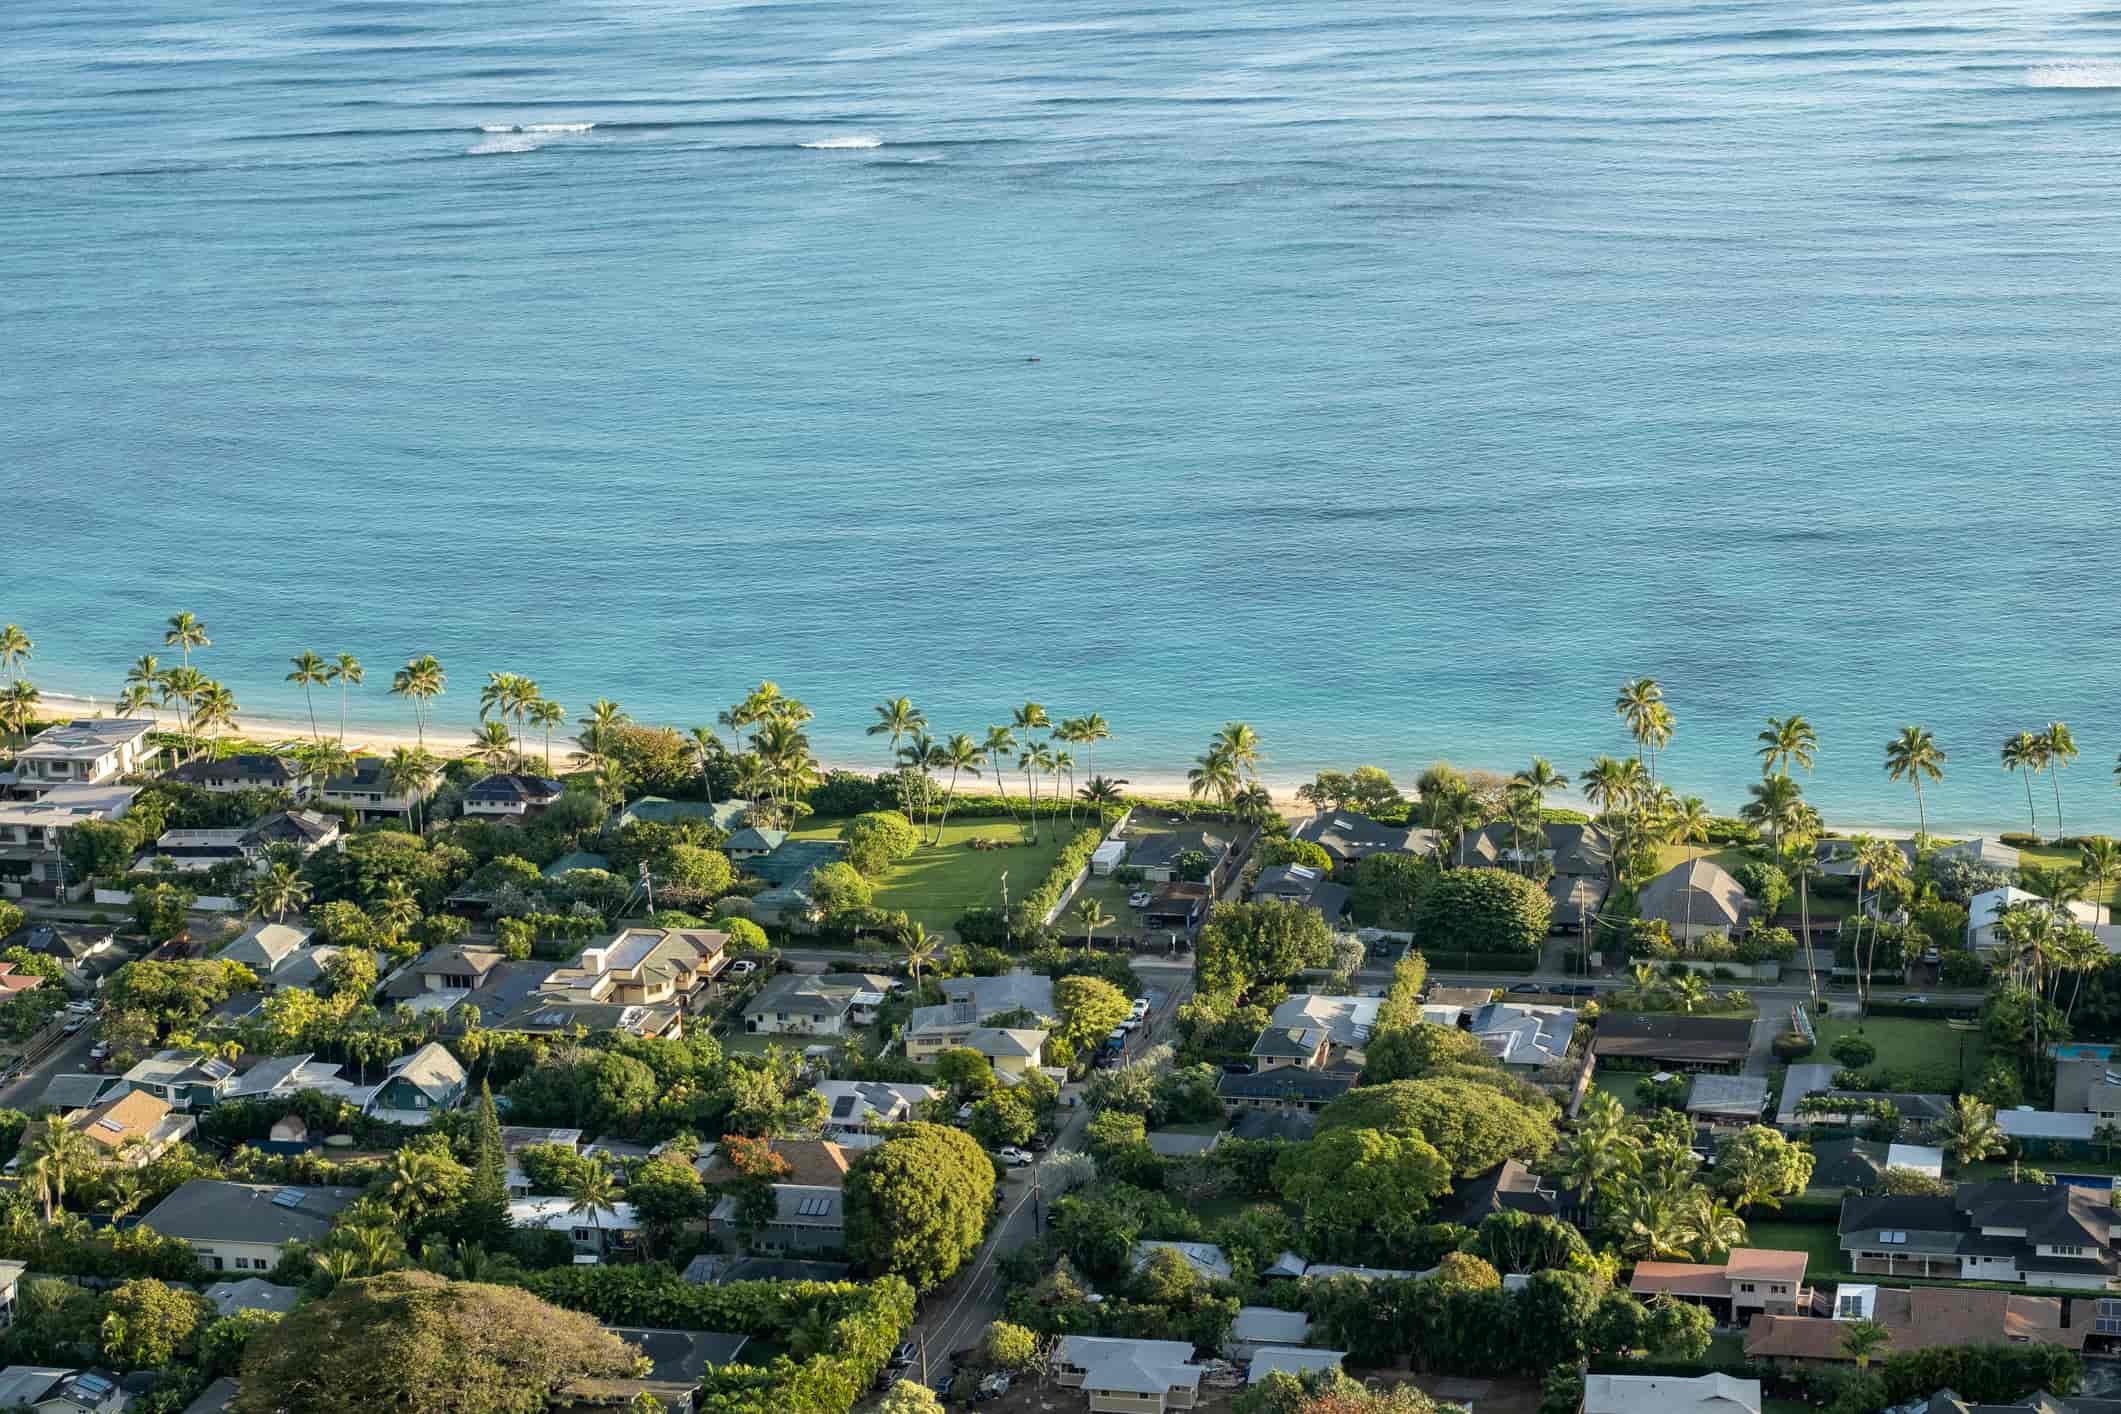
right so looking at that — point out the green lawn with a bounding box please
[788,816,1073,933]
[1742,1220,1847,1279]
[1810,1016,1984,1093]
[2019,844,2121,910]
[1589,1075,1649,1114]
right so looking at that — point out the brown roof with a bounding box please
[71,1090,174,1150]
[704,1139,853,1190]
[1724,1248,1807,1283]
[1743,1286,2086,1362]
[1630,1261,1731,1300]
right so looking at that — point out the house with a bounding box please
[318,758,434,824]
[15,922,121,980]
[1935,837,2024,872]
[600,1328,749,1385]
[814,1080,940,1140]
[941,970,1054,1022]
[0,1367,133,1414]
[38,1074,126,1112]
[0,963,43,1001]
[1969,889,2101,955]
[1807,1137,1889,1194]
[1636,858,1750,941]
[1142,882,1212,933]
[1465,1002,1578,1069]
[1247,1349,1346,1385]
[1687,1074,1771,1127]
[65,1091,194,1167]
[500,1126,585,1197]
[1437,1159,1573,1226]
[495,989,682,1041]
[142,1180,359,1272]
[0,1262,23,1327]
[1231,1109,1315,1143]
[1269,994,1380,1054]
[967,1027,1046,1080]
[8,720,157,798]
[1451,821,1618,930]
[1251,1026,1331,1071]
[179,1378,238,1414]
[1250,865,1349,924]
[2050,1043,2121,1116]
[682,1255,851,1285]
[121,1052,238,1111]
[218,922,325,988]
[508,1196,641,1259]
[242,809,341,857]
[1744,1284,2088,1363]
[164,754,314,800]
[743,972,861,1036]
[1134,1241,1233,1280]
[139,828,253,875]
[1594,1012,1755,1071]
[1839,1183,2117,1288]
[221,1053,359,1107]
[543,850,609,879]
[1227,1306,1312,1360]
[1052,1336,1202,1414]
[0,785,140,900]
[462,774,566,819]
[1216,1065,1353,1114]
[1582,1373,1760,1414]
[542,929,730,1015]
[722,827,786,861]
[1294,812,1430,867]
[706,1183,844,1254]
[1129,829,1231,885]
[202,1278,301,1317]
[365,1042,466,1125]
[1146,1130,1221,1158]
[1630,1249,1811,1323]
[383,943,509,1003]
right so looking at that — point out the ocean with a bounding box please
[5,0,2121,832]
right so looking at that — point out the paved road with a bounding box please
[0,1022,97,1110]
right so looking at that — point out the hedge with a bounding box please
[1013,823,1110,930]
[519,1266,916,1414]
[1860,1001,1980,1021]
[1421,951,1539,974]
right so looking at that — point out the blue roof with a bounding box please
[619,797,747,831]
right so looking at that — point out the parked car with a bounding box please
[997,1148,1033,1167]
[1506,982,1543,995]
[88,1042,109,1063]
[978,1373,1012,1401]
[1106,1027,1128,1048]
[62,1018,86,1035]
[1127,891,1151,908]
[890,1342,917,1369]
[1900,994,1930,1004]
[1121,1015,1142,1033]
[1129,997,1150,1018]
[1220,1060,1253,1075]
[934,1374,956,1399]
[1920,947,1941,963]
[1558,983,1598,997]
[725,960,757,977]
[1025,1132,1049,1152]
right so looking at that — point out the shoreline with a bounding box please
[18,689,1975,842]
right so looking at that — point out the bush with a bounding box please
[1832,1068,1869,1088]
[840,812,921,878]
[1012,826,1108,932]
[1733,862,1788,916]
[1411,869,1549,957]
[1830,1035,1877,1068]
[1772,1030,1814,1061]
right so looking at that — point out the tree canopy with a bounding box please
[842,1122,995,1290]
[1410,868,1551,956]
[1274,1126,1452,1259]
[1316,1077,1555,1176]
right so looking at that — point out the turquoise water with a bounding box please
[6,0,2121,830]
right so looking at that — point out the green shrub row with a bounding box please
[1421,951,1540,974]
[1860,1001,1980,1021]
[1015,824,1112,927]
[519,1266,916,1414]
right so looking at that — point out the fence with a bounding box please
[93,888,242,912]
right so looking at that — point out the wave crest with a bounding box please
[478,122,596,133]
[799,134,883,149]
[2027,63,2121,87]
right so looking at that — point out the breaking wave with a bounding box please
[2026,63,2121,87]
[798,133,882,149]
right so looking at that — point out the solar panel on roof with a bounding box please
[831,1096,857,1118]
[94,1118,125,1134]
[270,1189,306,1209]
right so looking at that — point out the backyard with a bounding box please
[1808,1016,1984,1094]
[788,816,1074,934]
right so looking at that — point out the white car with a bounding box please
[1127,891,1151,908]
[998,1148,1033,1168]
[725,960,757,977]
[88,1042,109,1062]
[1129,997,1150,1018]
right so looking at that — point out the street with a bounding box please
[0,1020,96,1110]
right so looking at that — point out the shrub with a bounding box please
[840,812,921,878]
[1411,869,1550,957]
[809,861,873,913]
[1830,1035,1877,1068]
[1772,1030,1814,1061]
[1733,862,1788,916]
[1831,1068,1869,1089]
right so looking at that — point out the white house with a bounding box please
[141,1180,360,1274]
[1967,888,2099,954]
[8,720,157,798]
[508,1196,641,1259]
[1583,1373,1760,1414]
[1052,1337,1201,1414]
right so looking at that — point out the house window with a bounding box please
[1737,1283,1755,1293]
[2052,1244,2087,1257]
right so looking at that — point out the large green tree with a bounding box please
[1713,1126,1815,1212]
[1316,1077,1555,1175]
[100,1278,209,1370]
[233,1271,635,1414]
[1053,975,1131,1052]
[1274,1126,1452,1259]
[1410,868,1551,956]
[1196,899,1333,994]
[842,1122,995,1290]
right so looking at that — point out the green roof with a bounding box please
[617,797,747,831]
[543,850,610,878]
[745,840,844,887]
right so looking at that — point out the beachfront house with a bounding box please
[163,754,315,800]
[1293,812,1436,868]
[722,827,787,861]
[1636,858,1750,942]
[1249,864,1349,925]
[6,720,157,800]
[462,773,566,820]
[0,786,140,900]
[318,758,435,824]
[1128,829,1231,885]
[1968,888,2101,955]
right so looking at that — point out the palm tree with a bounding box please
[193,681,239,751]
[566,1163,621,1257]
[1757,714,1817,778]
[981,725,1020,824]
[329,654,364,742]
[157,666,206,757]
[2081,838,2121,926]
[1614,678,1666,773]
[114,683,155,719]
[303,739,356,792]
[1187,745,1240,808]
[576,698,630,767]
[2043,723,2079,840]
[471,720,516,769]
[1076,713,1113,798]
[1678,1190,1747,1261]
[1839,1319,1892,1370]
[900,925,939,990]
[0,680,40,746]
[1934,1094,2006,1166]
[163,611,209,667]
[1742,773,1805,854]
[1621,963,1664,1009]
[389,654,447,747]
[124,655,163,720]
[251,863,311,923]
[2003,731,2045,838]
[1610,1187,1688,1261]
[528,699,565,774]
[1074,897,1115,955]
[1052,749,1077,825]
[1020,741,1056,841]
[1428,782,1486,868]
[386,1150,456,1222]
[369,880,421,944]
[384,746,440,835]
[1211,722,1264,781]
[1514,757,1567,818]
[688,726,722,805]
[1853,836,1907,1013]
[869,697,927,820]
[1884,726,1946,839]
[1551,1091,1637,1215]
[896,730,939,837]
[1080,775,1128,815]
[287,651,331,742]
[25,1123,100,1222]
[1580,755,1637,888]
[480,672,538,754]
[932,733,983,841]
[0,625,30,682]
[1668,972,1712,1014]
[1783,808,1826,1006]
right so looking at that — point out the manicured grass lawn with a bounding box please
[1742,1219,1847,1279]
[2019,844,2121,910]
[1589,1075,1649,1114]
[1810,1016,1984,1093]
[789,816,1073,933]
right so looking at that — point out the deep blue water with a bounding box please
[6,0,2121,830]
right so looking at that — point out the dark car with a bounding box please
[1025,1133,1049,1152]
[1558,983,1598,998]
[934,1374,956,1398]
[890,1341,917,1368]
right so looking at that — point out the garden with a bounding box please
[788,816,1075,934]
[1808,1017,1984,1094]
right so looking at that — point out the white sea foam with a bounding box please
[799,134,883,149]
[2026,62,2121,87]
[477,122,596,134]
[467,136,539,155]
[479,123,518,133]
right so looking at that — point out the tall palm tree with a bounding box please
[2081,838,2121,926]
[1783,807,1825,1006]
[752,715,817,828]
[1853,836,1907,1013]
[869,697,927,820]
[1080,775,1128,815]
[471,720,517,769]
[1757,714,1817,778]
[1668,972,1712,1013]
[1514,757,1567,819]
[1934,1094,2006,1166]
[158,666,207,757]
[1742,773,1805,854]
[528,699,565,774]
[1839,1320,1891,1370]
[25,1123,100,1223]
[1666,794,1711,936]
[1580,755,1637,888]
[163,612,209,668]
[0,680,41,746]
[1076,713,1112,798]
[1051,741,1079,826]
[1211,722,1264,781]
[688,725,722,806]
[328,654,364,742]
[576,698,630,767]
[896,730,939,837]
[1073,897,1115,955]
[389,654,447,747]
[193,681,239,751]
[1188,745,1240,808]
[981,725,1020,824]
[384,746,440,835]
[1428,781,1486,868]
[114,683,155,719]
[932,733,983,842]
[2043,723,2079,841]
[1883,726,1946,839]
[2003,731,2045,838]
[287,651,331,742]
[566,1164,621,1257]
[1614,678,1666,773]
[368,880,421,944]
[1020,741,1056,842]
[0,625,30,682]
[124,655,164,722]
[1552,1091,1637,1215]
[1678,1190,1747,1261]
[899,924,940,989]
[250,864,310,923]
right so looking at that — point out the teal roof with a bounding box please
[745,839,844,886]
[617,797,747,831]
[543,850,610,878]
